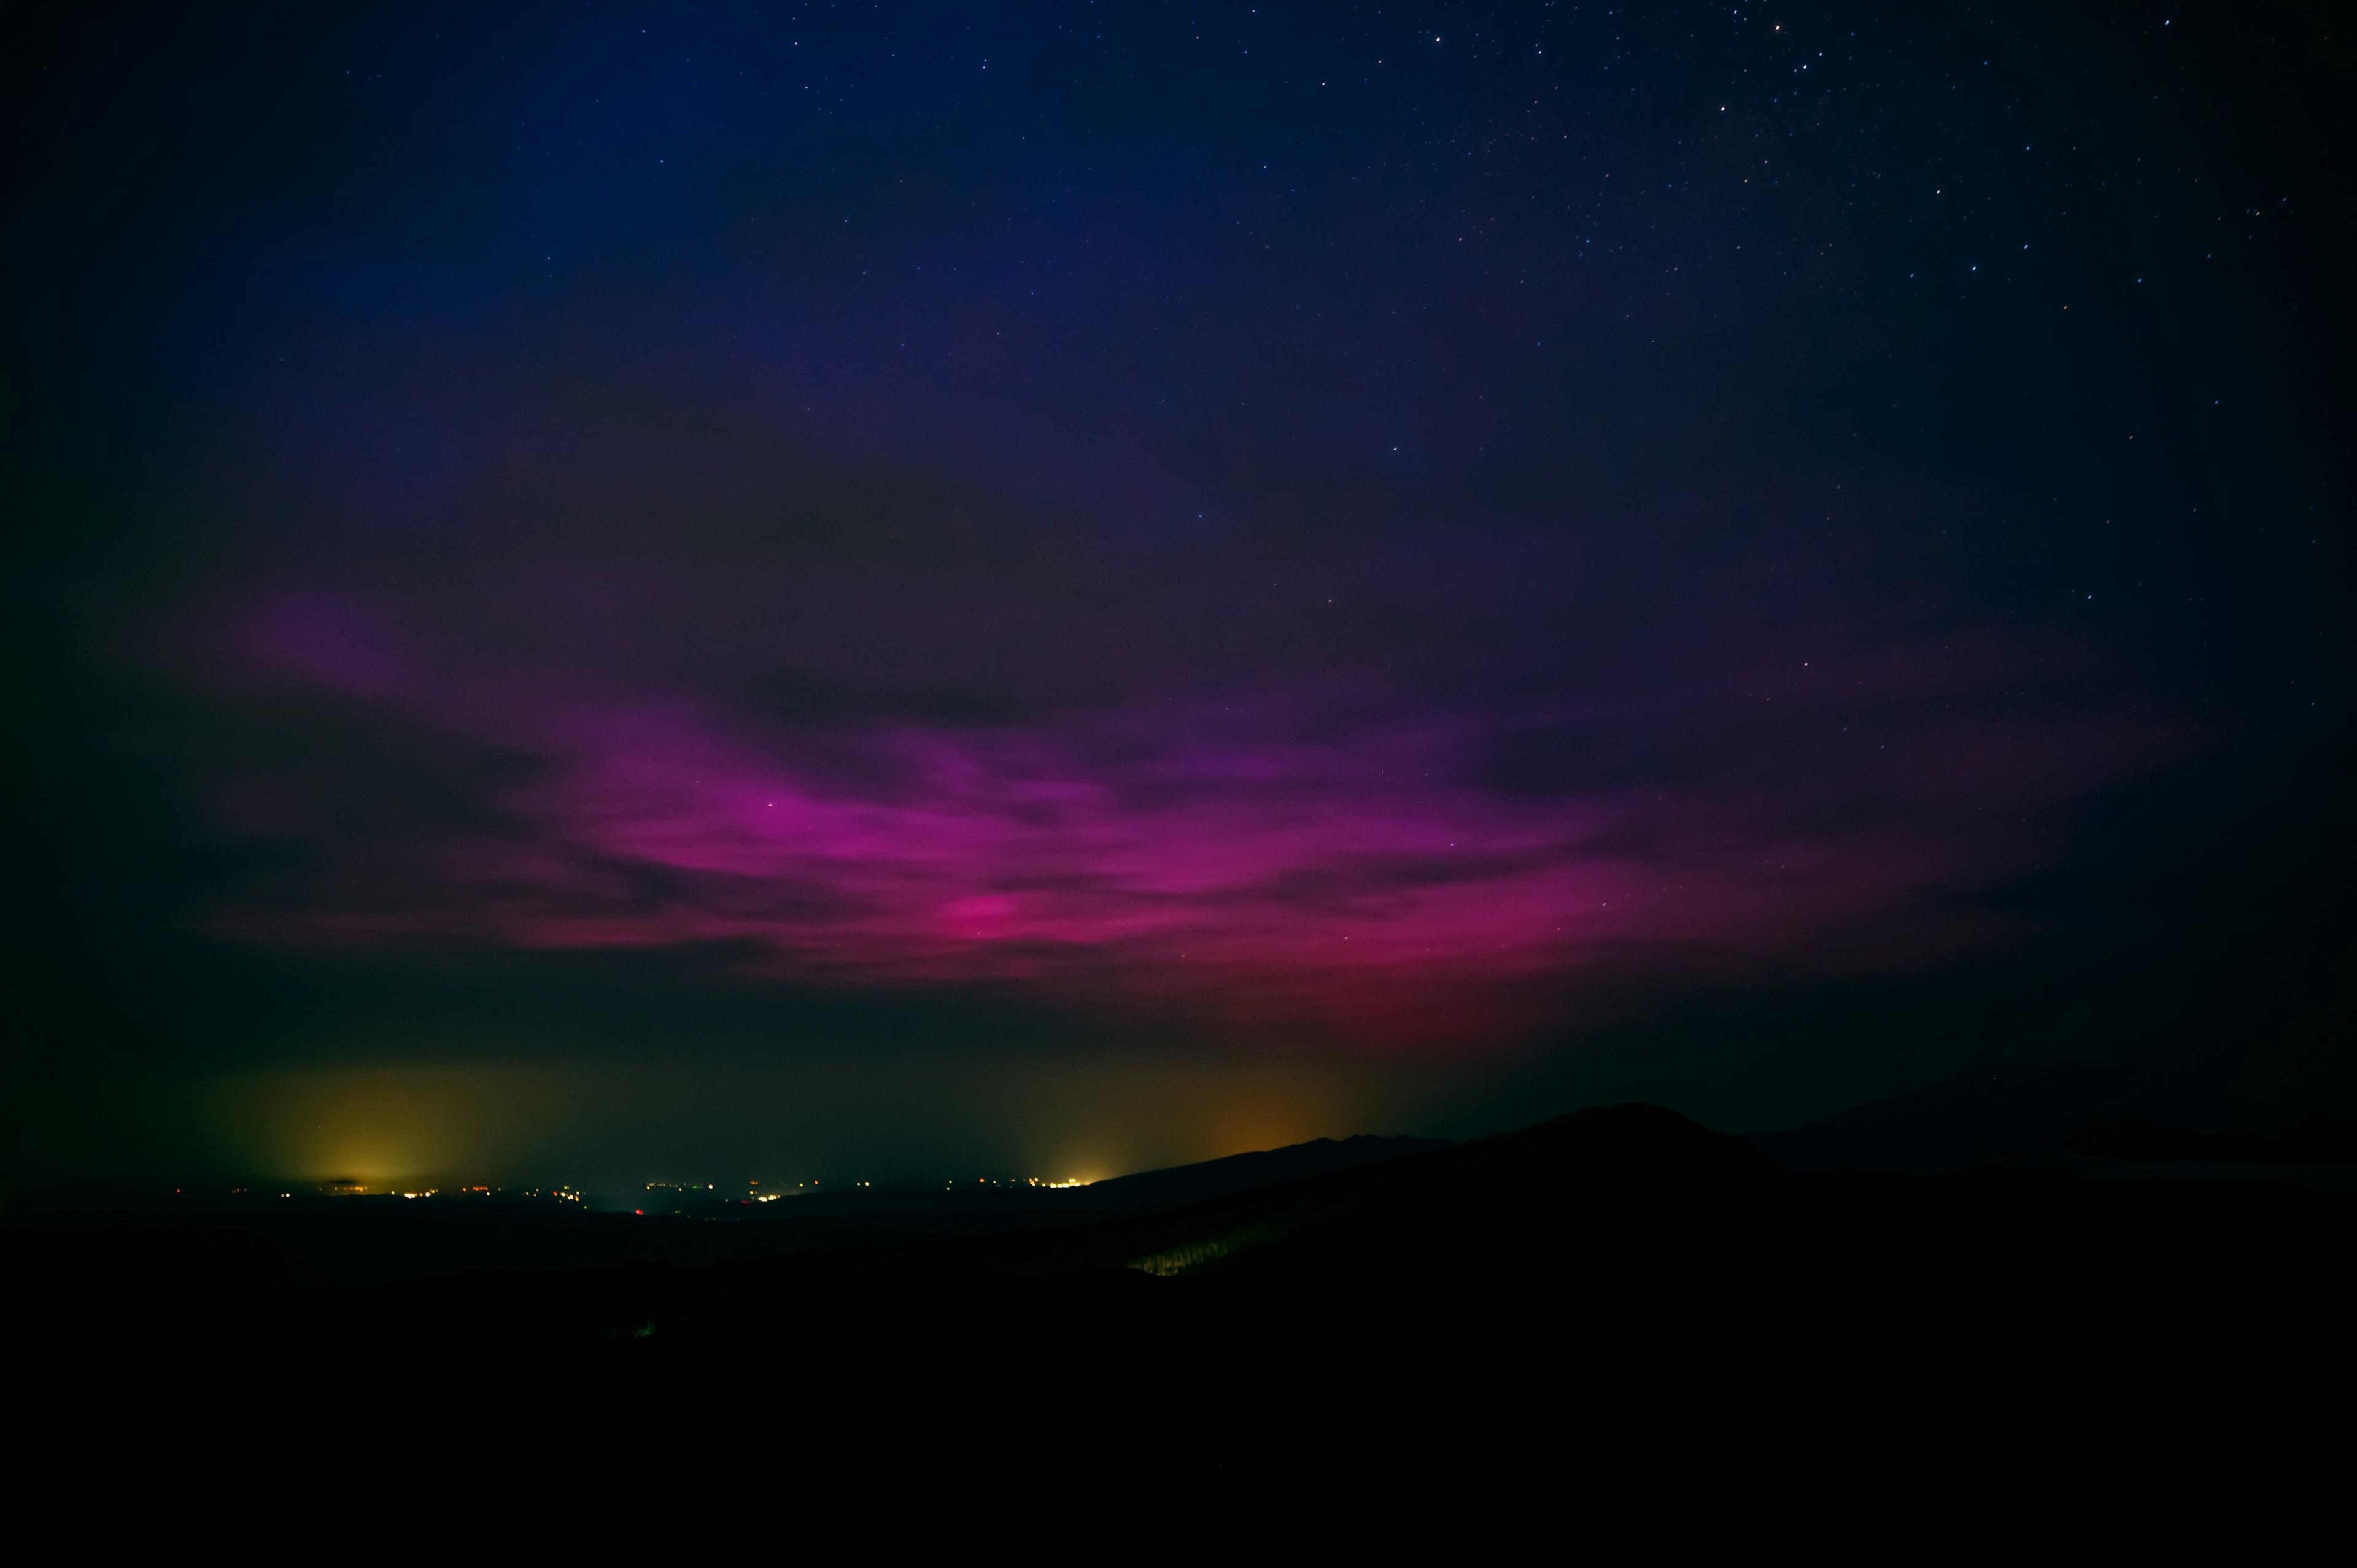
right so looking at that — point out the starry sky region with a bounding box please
[6,0,2349,1183]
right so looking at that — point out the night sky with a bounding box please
[8,1,2348,1190]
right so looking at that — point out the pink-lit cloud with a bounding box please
[201,606,2185,1045]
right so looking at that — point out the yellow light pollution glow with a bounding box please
[194,1045,1439,1187]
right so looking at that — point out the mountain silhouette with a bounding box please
[1077,1130,1455,1215]
[1749,1063,2357,1178]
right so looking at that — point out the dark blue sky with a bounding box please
[7,1,2348,1185]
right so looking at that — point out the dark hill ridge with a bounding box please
[1751,1064,2357,1178]
[1094,1103,1802,1288]
[1077,1130,1453,1215]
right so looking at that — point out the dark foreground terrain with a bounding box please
[8,1102,2351,1531]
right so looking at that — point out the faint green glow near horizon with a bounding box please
[183,1046,1431,1188]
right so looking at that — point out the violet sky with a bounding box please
[9,1,2348,1178]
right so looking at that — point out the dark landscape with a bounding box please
[11,1078,2352,1522]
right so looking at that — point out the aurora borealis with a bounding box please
[8,1,2347,1187]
